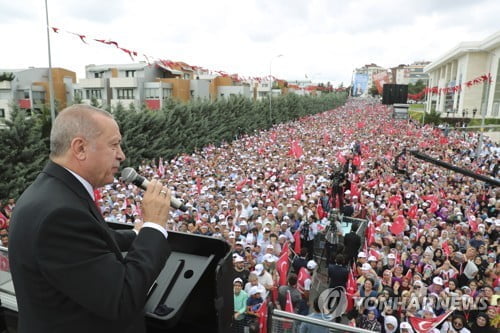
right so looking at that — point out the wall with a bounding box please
[158,78,190,102]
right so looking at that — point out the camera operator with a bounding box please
[330,166,346,209]
[323,209,343,265]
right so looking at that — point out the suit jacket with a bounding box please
[9,161,171,333]
[343,231,361,260]
[327,264,348,289]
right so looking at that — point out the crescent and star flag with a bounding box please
[409,309,453,333]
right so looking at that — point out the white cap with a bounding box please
[233,277,243,285]
[358,252,367,258]
[361,263,371,271]
[234,256,244,263]
[263,253,275,262]
[266,244,274,249]
[433,277,443,286]
[307,260,318,270]
[387,254,396,259]
[249,286,261,296]
[253,264,264,275]
[368,256,377,262]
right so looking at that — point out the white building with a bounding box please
[424,31,500,118]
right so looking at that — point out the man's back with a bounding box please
[328,264,348,289]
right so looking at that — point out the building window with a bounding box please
[32,91,45,102]
[190,90,194,97]
[94,72,103,78]
[144,88,159,99]
[74,89,82,99]
[0,109,4,118]
[117,88,134,99]
[162,88,172,99]
[125,70,135,78]
[183,73,190,80]
[85,89,102,99]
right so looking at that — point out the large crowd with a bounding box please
[1,98,499,333]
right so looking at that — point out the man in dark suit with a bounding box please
[9,105,172,333]
[328,254,348,289]
[343,222,361,266]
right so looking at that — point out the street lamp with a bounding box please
[472,108,477,118]
[269,54,283,126]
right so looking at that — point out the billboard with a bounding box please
[373,71,391,94]
[353,73,368,96]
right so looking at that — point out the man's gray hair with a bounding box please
[50,104,113,158]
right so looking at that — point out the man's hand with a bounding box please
[141,180,171,228]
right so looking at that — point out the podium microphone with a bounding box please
[121,167,188,212]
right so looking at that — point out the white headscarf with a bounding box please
[384,315,398,333]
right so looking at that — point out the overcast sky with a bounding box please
[0,0,499,85]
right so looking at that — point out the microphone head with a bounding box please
[121,167,138,183]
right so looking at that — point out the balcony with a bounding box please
[109,77,138,88]
[78,78,106,89]
[18,99,31,109]
[0,81,11,89]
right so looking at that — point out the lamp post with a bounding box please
[269,54,283,127]
[472,108,477,118]
[45,0,56,124]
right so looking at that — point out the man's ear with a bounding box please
[71,137,87,161]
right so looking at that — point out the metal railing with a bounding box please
[271,309,375,333]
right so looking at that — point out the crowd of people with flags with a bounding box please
[1,97,499,332]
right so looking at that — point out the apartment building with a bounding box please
[424,31,500,118]
[0,67,76,120]
[391,62,430,85]
[352,64,387,96]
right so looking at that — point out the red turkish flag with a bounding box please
[276,252,290,286]
[0,212,7,230]
[280,241,290,257]
[285,290,294,313]
[294,175,305,200]
[408,205,418,219]
[317,199,326,219]
[196,177,202,195]
[257,300,268,333]
[366,222,375,246]
[409,310,453,333]
[337,151,347,165]
[293,230,301,254]
[345,268,357,312]
[390,215,406,235]
[405,268,413,282]
[353,155,361,167]
[442,241,451,257]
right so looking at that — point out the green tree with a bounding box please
[369,84,379,97]
[0,105,49,203]
[408,79,426,96]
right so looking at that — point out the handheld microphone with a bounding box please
[121,167,188,212]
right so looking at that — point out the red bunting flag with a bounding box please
[51,27,60,33]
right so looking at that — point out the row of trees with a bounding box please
[0,92,347,203]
